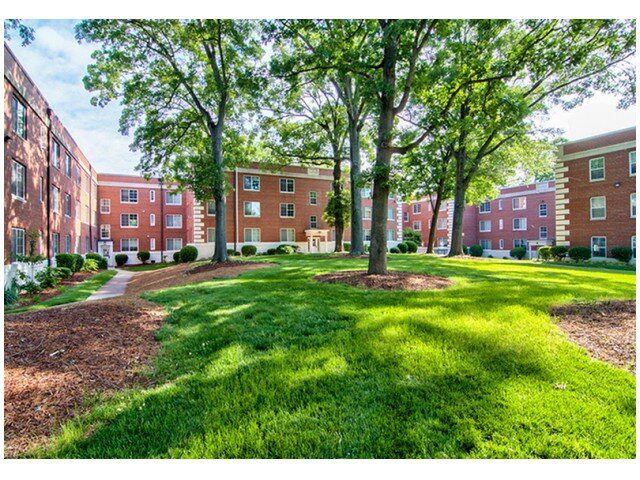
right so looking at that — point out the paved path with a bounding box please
[87,269,135,301]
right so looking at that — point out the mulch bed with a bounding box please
[4,297,165,457]
[552,300,636,372]
[314,270,452,291]
[15,272,95,308]
[186,260,273,275]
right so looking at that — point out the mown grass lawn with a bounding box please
[37,255,635,458]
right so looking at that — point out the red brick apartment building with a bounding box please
[555,127,636,260]
[401,197,460,251]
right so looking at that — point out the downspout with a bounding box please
[234,167,238,252]
[45,108,52,266]
[160,178,165,262]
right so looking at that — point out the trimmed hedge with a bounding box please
[266,248,277,255]
[405,241,418,253]
[71,254,84,272]
[343,243,351,252]
[390,247,400,254]
[510,247,526,260]
[276,244,296,255]
[397,242,408,253]
[568,246,591,262]
[115,253,128,267]
[469,244,483,257]
[86,253,108,269]
[241,245,257,256]
[462,245,469,255]
[179,245,198,263]
[55,253,76,271]
[611,246,633,263]
[550,245,568,261]
[54,266,73,279]
[173,251,181,262]
[137,251,151,263]
[538,246,552,261]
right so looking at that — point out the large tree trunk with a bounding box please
[212,126,228,263]
[448,177,468,257]
[426,173,447,253]
[332,152,344,252]
[348,122,364,255]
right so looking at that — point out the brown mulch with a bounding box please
[4,297,165,457]
[552,300,636,372]
[186,260,273,275]
[314,270,452,291]
[16,272,95,307]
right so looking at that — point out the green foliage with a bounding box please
[538,246,553,261]
[396,242,408,254]
[54,267,73,280]
[343,243,351,252]
[22,281,42,295]
[389,247,400,254]
[173,251,181,263]
[510,247,527,260]
[71,254,84,272]
[4,20,35,46]
[179,246,198,263]
[266,248,277,255]
[115,254,129,267]
[469,245,484,257]
[610,246,633,264]
[35,267,62,289]
[276,245,296,255]
[241,245,257,256]
[137,251,151,264]
[405,241,418,253]
[86,253,108,270]
[550,246,569,261]
[462,245,469,255]
[568,246,592,262]
[323,187,351,229]
[55,254,75,271]
[402,228,423,246]
[81,259,100,272]
[4,280,20,306]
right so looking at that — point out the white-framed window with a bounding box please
[64,153,72,177]
[84,236,90,254]
[630,151,636,177]
[364,229,371,241]
[480,239,491,250]
[120,189,138,203]
[479,220,491,232]
[591,236,607,258]
[539,202,547,217]
[498,199,503,210]
[361,188,371,199]
[166,214,182,228]
[403,211,409,222]
[100,198,110,213]
[150,238,156,250]
[39,176,44,203]
[387,229,396,241]
[280,178,295,193]
[540,226,548,239]
[206,228,216,243]
[52,186,60,213]
[514,239,527,248]
[589,157,605,181]
[166,238,183,250]
[11,228,26,261]
[479,201,491,213]
[121,238,139,252]
[437,218,447,230]
[11,95,27,139]
[280,203,295,218]
[512,197,526,210]
[499,239,504,250]
[206,200,216,216]
[150,213,156,226]
[11,160,26,200]
[51,140,61,168]
[280,228,295,242]
[150,190,155,202]
[413,221,422,231]
[499,219,504,230]
[513,218,527,231]
[100,224,110,239]
[590,196,606,220]
[165,191,182,205]
[244,228,261,242]
[387,207,395,220]
[413,203,421,214]
[75,236,81,254]
[244,201,260,217]
[120,213,139,228]
[309,215,318,228]
[437,237,448,247]
[631,193,636,218]
[64,193,72,217]
[52,233,59,255]
[364,206,372,219]
[632,236,636,259]
[243,175,260,191]
[64,234,71,254]
[309,191,318,205]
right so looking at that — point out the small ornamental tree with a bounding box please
[115,254,128,267]
[137,251,151,264]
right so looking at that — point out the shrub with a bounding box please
[510,247,526,260]
[54,267,73,279]
[397,242,408,253]
[390,247,400,254]
[538,246,552,261]
[86,253,108,269]
[344,243,351,252]
[137,251,151,264]
[462,245,469,255]
[266,248,276,255]
[364,244,370,253]
[568,246,591,262]
[405,240,418,253]
[55,253,75,271]
[488,255,494,258]
[402,228,423,246]
[173,251,181,263]
[550,245,568,261]
[35,267,62,289]
[115,253,129,267]
[71,254,84,272]
[81,258,99,272]
[179,245,198,263]
[469,244,483,257]
[276,244,296,255]
[610,246,633,263]
[233,250,241,256]
[241,245,257,256]
[22,281,42,295]
[4,280,20,306]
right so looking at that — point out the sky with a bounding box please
[5,19,637,176]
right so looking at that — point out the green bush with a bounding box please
[538,246,552,261]
[397,242,408,253]
[55,253,75,271]
[364,244,370,253]
[86,253,108,269]
[241,245,257,256]
[35,267,62,289]
[469,244,483,257]
[22,281,42,295]
[179,245,198,263]
[137,251,151,264]
[402,228,422,246]
[344,243,351,252]
[405,240,418,253]
[276,244,296,255]
[390,247,400,254]
[510,247,526,260]
[550,245,568,261]
[72,254,84,272]
[4,280,20,306]
[81,258,99,272]
[233,250,241,256]
[568,246,591,262]
[54,267,73,279]
[266,248,277,255]
[462,245,469,255]
[115,253,128,267]
[610,246,633,263]
[173,251,181,262]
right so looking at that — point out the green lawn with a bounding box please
[7,269,117,314]
[36,255,635,458]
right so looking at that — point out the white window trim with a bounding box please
[166,214,183,229]
[150,190,156,202]
[539,226,548,239]
[499,219,504,230]
[437,219,447,230]
[279,203,295,218]
[309,216,318,228]
[120,189,138,204]
[243,228,261,243]
[479,220,491,232]
[279,178,295,194]
[120,238,139,252]
[413,204,421,214]
[166,238,183,250]
[100,224,110,240]
[206,228,216,243]
[206,200,216,216]
[589,157,605,182]
[100,198,110,214]
[11,227,26,260]
[539,203,547,217]
[498,199,503,211]
[120,213,139,228]
[499,239,504,250]
[243,175,261,192]
[591,236,607,258]
[243,201,261,218]
[309,191,318,205]
[631,193,636,219]
[513,218,527,231]
[165,191,182,206]
[412,221,422,231]
[480,239,491,250]
[280,228,295,242]
[630,151,636,177]
[512,197,526,211]
[11,160,26,201]
[150,213,156,226]
[479,201,491,214]
[589,196,606,220]
[150,238,156,250]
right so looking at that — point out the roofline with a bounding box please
[561,126,636,146]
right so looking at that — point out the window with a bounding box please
[206,228,216,243]
[11,228,26,261]
[403,211,409,222]
[150,238,156,250]
[437,237,448,248]
[120,189,138,203]
[387,229,396,241]
[514,239,527,248]
[499,239,504,250]
[413,221,422,231]
[364,206,372,219]
[51,141,60,168]
[39,176,44,203]
[166,214,182,228]
[480,239,491,250]
[11,95,27,139]
[11,160,26,200]
[361,188,371,199]
[388,208,395,220]
[52,186,60,213]
[437,218,447,230]
[307,191,318,206]
[121,238,139,252]
[513,218,527,231]
[280,178,295,193]
[64,235,71,254]
[84,205,90,224]
[165,191,182,205]
[589,157,605,181]
[166,238,183,251]
[244,228,261,242]
[75,165,81,186]
[120,213,139,228]
[364,229,371,241]
[64,193,72,217]
[309,215,318,228]
[64,154,72,177]
[280,203,295,218]
[539,202,547,217]
[100,199,110,213]
[479,201,491,213]
[630,151,636,176]
[591,236,607,258]
[590,196,606,220]
[150,214,156,226]
[85,237,90,254]
[512,197,526,210]
[540,226,548,239]
[75,236,81,254]
[498,199,503,210]
[100,224,110,239]
[244,175,260,191]
[280,228,295,242]
[413,203,421,214]
[150,190,155,202]
[632,236,636,259]
[479,220,491,232]
[631,193,636,218]
[499,219,504,230]
[52,233,59,255]
[244,201,260,217]
[206,200,216,216]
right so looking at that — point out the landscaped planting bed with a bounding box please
[314,269,452,291]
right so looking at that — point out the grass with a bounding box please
[33,255,635,458]
[540,260,636,272]
[7,269,117,313]
[122,262,175,272]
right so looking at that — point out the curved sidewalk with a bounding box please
[87,269,135,301]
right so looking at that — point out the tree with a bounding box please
[4,20,35,46]
[76,20,264,262]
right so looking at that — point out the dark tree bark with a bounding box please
[448,176,468,257]
[212,122,228,262]
[331,144,345,252]
[347,120,364,255]
[427,185,445,254]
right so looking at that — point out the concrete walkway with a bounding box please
[87,269,135,301]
